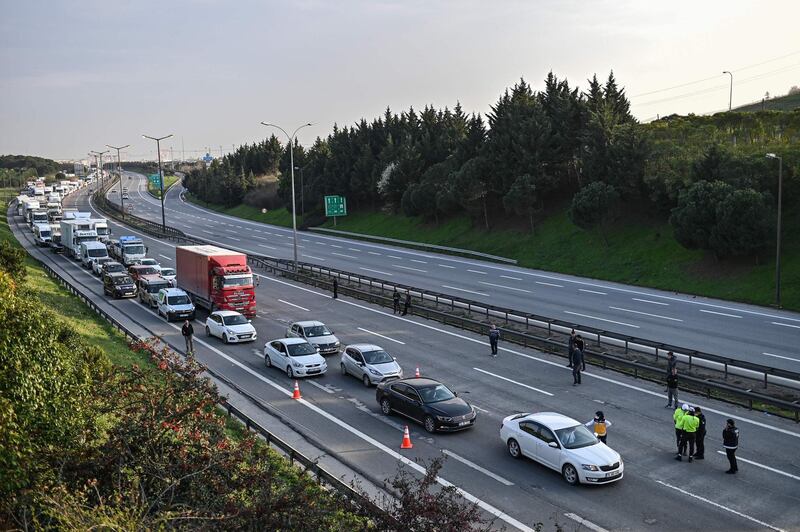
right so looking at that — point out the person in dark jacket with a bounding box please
[402,291,412,316]
[693,406,706,459]
[567,329,576,367]
[332,278,338,299]
[392,289,401,314]
[571,347,585,385]
[181,320,194,354]
[665,368,679,408]
[723,419,739,474]
[489,324,500,357]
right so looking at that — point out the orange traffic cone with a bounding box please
[292,380,302,400]
[400,425,413,449]
[415,366,420,378]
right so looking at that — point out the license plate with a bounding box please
[459,421,470,426]
[605,472,617,478]
[307,369,320,374]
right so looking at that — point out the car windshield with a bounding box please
[161,268,175,276]
[287,342,317,357]
[363,350,393,365]
[222,274,252,288]
[222,314,248,326]
[418,384,456,404]
[40,230,51,238]
[555,424,599,450]
[136,267,158,276]
[304,325,331,337]
[114,276,133,285]
[96,227,109,235]
[167,295,191,305]
[124,245,145,255]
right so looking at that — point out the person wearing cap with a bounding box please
[723,419,739,474]
[680,407,700,462]
[673,405,687,457]
[693,406,706,459]
[585,411,612,444]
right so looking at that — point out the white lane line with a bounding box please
[579,288,607,295]
[301,238,310,242]
[699,309,742,319]
[762,352,800,363]
[388,255,402,259]
[234,225,243,229]
[632,297,669,306]
[367,251,382,256]
[467,269,487,275]
[360,267,393,276]
[471,405,491,414]
[258,244,277,250]
[347,247,361,252]
[228,237,241,242]
[438,264,456,269]
[564,310,640,328]
[302,254,326,261]
[410,259,427,264]
[316,241,326,246]
[158,254,172,261]
[202,230,214,235]
[564,513,609,532]
[473,368,553,396]
[478,281,532,294]
[225,229,238,233]
[330,244,343,249]
[357,327,405,345]
[609,306,683,322]
[252,235,273,241]
[442,449,514,486]
[393,264,427,273]
[536,281,563,288]
[714,451,800,481]
[307,380,335,394]
[500,275,522,281]
[331,252,357,259]
[278,299,310,312]
[442,285,487,296]
[654,480,785,531]
[772,321,800,330]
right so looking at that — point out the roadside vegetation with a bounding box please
[185,191,296,228]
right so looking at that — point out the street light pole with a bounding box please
[106,144,130,218]
[90,150,109,189]
[260,122,312,269]
[294,164,308,218]
[723,71,733,111]
[766,153,783,306]
[143,134,173,232]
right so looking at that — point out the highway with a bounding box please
[115,171,800,372]
[10,178,799,531]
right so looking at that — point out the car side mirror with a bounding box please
[248,319,252,323]
[453,391,458,397]
[548,441,559,448]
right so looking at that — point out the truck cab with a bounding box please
[80,241,109,269]
[111,236,147,266]
[90,218,111,242]
[30,210,50,228]
[33,223,53,247]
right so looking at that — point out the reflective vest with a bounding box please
[683,415,699,433]
[594,420,607,437]
[673,408,685,429]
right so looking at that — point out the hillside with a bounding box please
[733,91,800,112]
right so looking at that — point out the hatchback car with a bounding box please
[103,272,137,299]
[264,338,327,378]
[157,287,196,321]
[92,256,112,276]
[376,377,476,433]
[286,320,340,355]
[101,260,126,276]
[206,310,257,343]
[137,275,171,309]
[500,412,623,486]
[341,344,403,387]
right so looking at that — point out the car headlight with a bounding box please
[292,361,302,368]
[435,415,453,422]
[368,368,382,376]
[581,464,600,471]
[334,341,341,347]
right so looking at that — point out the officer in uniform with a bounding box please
[585,411,612,444]
[681,407,699,462]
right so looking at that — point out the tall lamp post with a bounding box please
[90,150,109,189]
[766,153,783,307]
[294,163,310,218]
[260,121,312,269]
[142,134,173,231]
[722,70,733,111]
[106,144,130,218]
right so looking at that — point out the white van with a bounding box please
[33,223,53,247]
[80,241,109,269]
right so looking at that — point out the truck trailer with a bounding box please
[60,219,98,259]
[175,245,256,317]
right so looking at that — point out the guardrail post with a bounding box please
[724,363,728,380]
[764,373,768,389]
[625,339,629,353]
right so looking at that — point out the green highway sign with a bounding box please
[324,195,347,217]
[148,173,162,186]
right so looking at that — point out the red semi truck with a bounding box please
[175,245,257,317]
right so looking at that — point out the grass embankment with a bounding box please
[184,191,297,227]
[146,173,180,199]
[733,91,800,112]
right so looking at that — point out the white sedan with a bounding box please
[159,267,177,286]
[264,338,327,378]
[500,412,623,485]
[205,310,257,343]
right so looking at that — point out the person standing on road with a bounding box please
[664,351,677,391]
[181,319,194,354]
[575,335,585,354]
[673,404,687,458]
[488,324,500,357]
[585,411,611,444]
[693,406,706,460]
[723,419,739,474]
[392,288,401,314]
[567,329,576,368]
[571,346,585,385]
[681,407,699,462]
[332,278,338,299]
[402,291,411,316]
[665,368,679,408]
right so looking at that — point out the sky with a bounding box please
[1,0,799,161]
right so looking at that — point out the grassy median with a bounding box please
[184,191,297,227]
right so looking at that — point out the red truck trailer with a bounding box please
[175,245,257,317]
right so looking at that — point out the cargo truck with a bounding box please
[108,236,146,266]
[175,245,256,317]
[60,219,97,259]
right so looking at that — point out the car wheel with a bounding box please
[286,366,294,379]
[264,354,272,368]
[223,334,229,344]
[205,326,210,337]
[362,374,371,387]
[340,363,348,376]
[380,398,392,415]
[562,464,579,486]
[507,438,522,459]
[423,416,437,434]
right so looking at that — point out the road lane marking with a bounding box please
[500,275,522,281]
[360,267,392,276]
[564,514,609,532]
[473,368,553,396]
[410,259,427,264]
[536,281,563,288]
[278,299,310,311]
[654,480,785,531]
[367,251,382,256]
[347,247,361,252]
[714,451,800,481]
[393,264,427,273]
[579,288,607,295]
[357,327,405,345]
[307,380,335,394]
[771,321,800,329]
[330,244,343,248]
[316,242,327,245]
[438,264,456,269]
[699,309,742,319]
[564,311,640,328]
[609,306,683,322]
[331,252,357,259]
[202,230,214,235]
[258,244,277,250]
[632,298,669,306]
[762,352,800,363]
[478,281,531,294]
[158,254,172,261]
[442,449,514,486]
[442,285,487,296]
[467,269,487,275]
[471,405,491,414]
[302,254,326,261]
[388,255,402,259]
[228,237,241,242]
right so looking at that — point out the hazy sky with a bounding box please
[1,0,799,161]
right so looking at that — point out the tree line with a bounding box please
[184,72,799,260]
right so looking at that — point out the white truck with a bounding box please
[23,200,41,223]
[62,211,91,221]
[109,236,147,266]
[29,210,49,228]
[89,218,111,242]
[60,219,98,259]
[33,223,53,246]
[80,241,109,269]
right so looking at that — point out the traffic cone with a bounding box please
[415,366,420,378]
[292,380,302,400]
[400,425,413,449]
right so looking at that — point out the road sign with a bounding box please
[148,173,161,186]
[324,195,347,217]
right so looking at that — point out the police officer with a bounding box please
[693,406,706,459]
[585,411,612,444]
[681,407,699,462]
[723,419,739,474]
[673,404,687,458]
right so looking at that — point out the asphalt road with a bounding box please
[111,171,800,372]
[12,182,798,531]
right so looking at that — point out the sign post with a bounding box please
[324,195,347,226]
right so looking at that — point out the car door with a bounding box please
[517,421,541,460]
[268,341,284,367]
[402,386,424,422]
[297,326,306,340]
[343,348,358,375]
[207,315,219,338]
[350,349,366,378]
[531,422,562,470]
[287,324,299,338]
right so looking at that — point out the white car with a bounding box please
[264,338,327,378]
[92,256,112,276]
[286,320,340,355]
[136,257,161,271]
[340,344,403,387]
[159,266,177,286]
[157,287,196,322]
[500,412,623,486]
[205,310,257,343]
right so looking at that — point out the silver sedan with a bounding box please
[340,344,403,387]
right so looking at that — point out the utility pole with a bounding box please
[106,144,130,218]
[143,134,174,231]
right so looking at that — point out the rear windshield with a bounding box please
[287,343,317,357]
[167,295,191,305]
[88,249,106,257]
[135,267,158,276]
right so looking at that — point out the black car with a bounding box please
[49,241,65,254]
[376,377,477,433]
[103,272,137,299]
